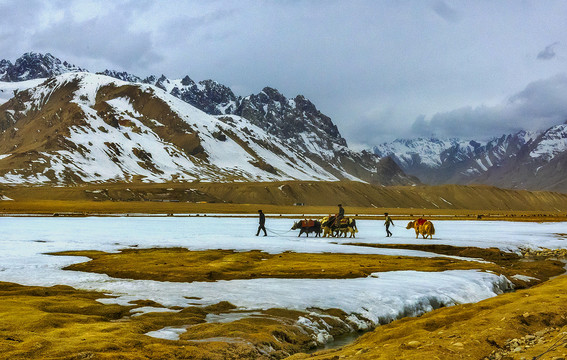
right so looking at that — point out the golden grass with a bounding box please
[54,247,564,289]
[289,274,567,360]
[0,282,317,359]
[1,245,566,359]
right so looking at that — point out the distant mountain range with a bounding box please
[0,52,415,185]
[374,126,567,192]
[2,52,567,193]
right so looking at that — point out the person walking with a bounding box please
[256,209,267,236]
[384,212,394,237]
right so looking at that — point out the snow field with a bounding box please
[1,217,564,342]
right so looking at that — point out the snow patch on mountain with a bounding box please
[529,124,567,161]
[0,79,45,105]
[373,138,473,168]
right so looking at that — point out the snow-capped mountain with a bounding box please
[0,52,416,185]
[97,60,406,184]
[102,70,346,159]
[0,73,333,183]
[374,126,567,192]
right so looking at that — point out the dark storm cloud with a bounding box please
[537,42,559,60]
[411,74,567,139]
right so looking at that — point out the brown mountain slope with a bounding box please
[0,72,418,185]
[1,182,567,214]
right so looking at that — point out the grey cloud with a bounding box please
[3,0,567,147]
[432,1,462,23]
[341,106,412,147]
[0,0,45,58]
[154,8,239,51]
[537,42,559,60]
[29,5,163,72]
[412,74,567,139]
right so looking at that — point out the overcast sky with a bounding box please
[1,0,567,148]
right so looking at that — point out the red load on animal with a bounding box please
[301,220,315,227]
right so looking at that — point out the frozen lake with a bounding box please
[1,216,565,341]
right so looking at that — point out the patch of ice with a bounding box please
[130,306,180,316]
[145,326,188,340]
[511,274,539,282]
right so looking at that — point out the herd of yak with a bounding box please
[291,216,435,239]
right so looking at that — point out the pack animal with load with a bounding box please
[320,216,358,238]
[406,219,435,239]
[291,219,322,237]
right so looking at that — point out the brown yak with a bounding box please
[406,220,435,239]
[320,216,358,238]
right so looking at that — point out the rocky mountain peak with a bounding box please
[0,59,10,76]
[143,75,157,84]
[181,75,195,86]
[235,86,347,151]
[96,70,142,83]
[154,74,169,91]
[293,95,316,113]
[259,87,287,104]
[0,52,85,82]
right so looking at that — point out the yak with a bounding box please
[320,216,358,238]
[406,220,435,239]
[291,219,322,237]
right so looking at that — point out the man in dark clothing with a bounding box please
[333,204,345,227]
[338,204,345,219]
[256,209,267,236]
[384,212,394,237]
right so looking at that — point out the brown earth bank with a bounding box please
[1,181,567,217]
[1,246,566,359]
